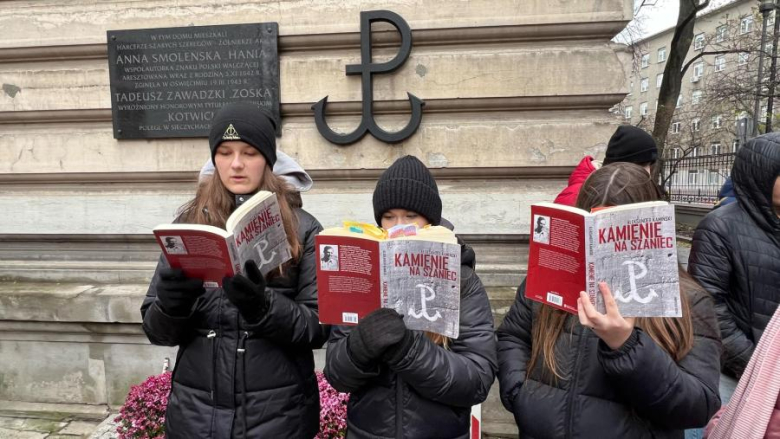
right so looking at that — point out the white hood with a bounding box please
[199,150,313,192]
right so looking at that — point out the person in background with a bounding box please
[554,125,658,206]
[688,133,780,406]
[499,163,722,439]
[324,155,497,439]
[712,177,736,210]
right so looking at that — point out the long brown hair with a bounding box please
[178,165,302,268]
[528,163,694,379]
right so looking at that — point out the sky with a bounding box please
[616,0,738,44]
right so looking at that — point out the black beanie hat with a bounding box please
[208,102,277,167]
[603,125,658,165]
[372,155,442,226]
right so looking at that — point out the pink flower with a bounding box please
[315,372,349,438]
[115,372,171,439]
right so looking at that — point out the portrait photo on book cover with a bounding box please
[161,236,188,255]
[532,214,550,244]
[319,244,339,271]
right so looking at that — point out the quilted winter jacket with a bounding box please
[553,156,598,206]
[141,208,327,439]
[496,281,722,439]
[323,244,497,439]
[688,135,780,377]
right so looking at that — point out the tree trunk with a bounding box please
[652,0,709,182]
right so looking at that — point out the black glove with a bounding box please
[347,308,412,368]
[222,260,268,324]
[155,268,206,316]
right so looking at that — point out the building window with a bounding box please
[688,170,699,184]
[716,25,728,42]
[657,73,664,88]
[657,47,667,63]
[672,121,681,133]
[693,118,701,131]
[673,147,681,159]
[710,142,721,155]
[732,139,739,152]
[641,53,650,68]
[741,16,754,34]
[676,95,684,108]
[692,146,700,158]
[640,102,648,116]
[692,90,703,105]
[625,106,633,120]
[711,115,722,129]
[715,55,726,72]
[739,52,749,65]
[694,33,705,50]
[640,77,649,92]
[708,169,721,185]
[692,62,704,82]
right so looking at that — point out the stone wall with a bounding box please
[0,0,631,433]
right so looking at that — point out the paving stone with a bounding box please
[58,421,100,436]
[46,435,83,439]
[20,418,67,433]
[0,416,28,430]
[87,415,118,439]
[0,427,46,438]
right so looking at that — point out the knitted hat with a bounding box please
[208,102,277,167]
[372,156,442,226]
[603,125,658,165]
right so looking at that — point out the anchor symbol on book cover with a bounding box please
[256,239,277,266]
[614,260,658,304]
[409,284,442,322]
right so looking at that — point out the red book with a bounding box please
[153,191,290,288]
[525,201,681,317]
[316,224,461,338]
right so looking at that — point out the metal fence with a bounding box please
[659,152,736,205]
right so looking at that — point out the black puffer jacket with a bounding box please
[141,208,326,439]
[688,135,780,377]
[496,280,721,439]
[324,243,497,439]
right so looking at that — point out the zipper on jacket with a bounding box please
[565,325,586,439]
[396,377,403,439]
[238,331,249,439]
[207,330,217,401]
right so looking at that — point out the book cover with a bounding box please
[525,202,681,318]
[153,191,290,287]
[316,223,461,338]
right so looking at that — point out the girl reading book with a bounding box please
[324,155,497,438]
[141,102,326,438]
[497,162,722,438]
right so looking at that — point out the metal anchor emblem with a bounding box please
[408,284,442,322]
[312,10,425,145]
[614,260,659,304]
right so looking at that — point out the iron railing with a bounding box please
[659,152,736,205]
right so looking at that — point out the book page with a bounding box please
[228,193,291,276]
[592,204,681,317]
[382,239,461,338]
[525,204,588,314]
[315,234,382,326]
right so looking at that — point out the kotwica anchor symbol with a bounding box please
[312,10,425,145]
[256,239,277,265]
[614,260,659,304]
[408,284,442,322]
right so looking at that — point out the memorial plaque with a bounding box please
[107,23,280,139]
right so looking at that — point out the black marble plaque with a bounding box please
[107,23,280,139]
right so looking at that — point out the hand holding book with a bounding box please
[223,260,269,324]
[577,282,636,350]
